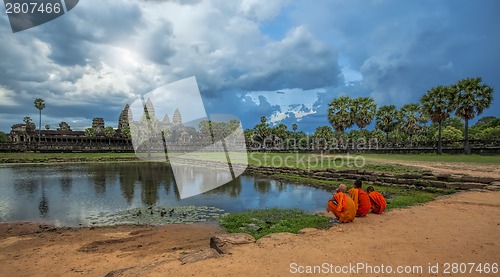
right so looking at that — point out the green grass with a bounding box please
[219,208,331,239]
[2,151,498,168]
[0,152,139,165]
[247,152,428,174]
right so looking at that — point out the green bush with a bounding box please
[473,126,500,139]
[0,131,9,142]
[435,125,462,145]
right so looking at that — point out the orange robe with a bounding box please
[327,192,356,223]
[348,188,371,217]
[368,191,386,214]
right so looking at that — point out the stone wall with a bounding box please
[243,165,500,191]
[0,142,134,153]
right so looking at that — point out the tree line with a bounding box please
[245,77,495,154]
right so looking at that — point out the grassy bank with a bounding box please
[271,173,454,209]
[219,208,331,239]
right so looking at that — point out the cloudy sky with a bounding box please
[0,0,499,134]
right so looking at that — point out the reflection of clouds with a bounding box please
[0,199,12,220]
[171,163,232,199]
[243,180,331,211]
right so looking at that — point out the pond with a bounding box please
[0,163,334,226]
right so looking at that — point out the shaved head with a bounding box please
[337,184,347,193]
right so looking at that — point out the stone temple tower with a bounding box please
[162,114,170,124]
[144,98,155,119]
[118,104,131,130]
[172,109,182,125]
[92,118,105,134]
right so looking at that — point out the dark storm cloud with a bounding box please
[38,1,144,66]
[290,0,500,110]
[234,26,343,92]
[141,20,176,65]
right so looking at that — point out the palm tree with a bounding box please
[292,123,298,132]
[121,126,131,141]
[451,77,494,154]
[34,98,45,144]
[23,116,35,140]
[272,123,288,140]
[312,126,333,149]
[375,105,399,142]
[23,116,33,126]
[253,116,270,146]
[399,103,427,146]
[350,97,376,151]
[84,127,96,146]
[352,97,377,131]
[328,96,354,136]
[104,126,115,145]
[420,85,455,154]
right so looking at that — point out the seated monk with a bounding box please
[366,186,387,214]
[348,179,371,217]
[326,184,356,223]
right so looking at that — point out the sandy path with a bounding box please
[372,159,500,179]
[327,154,500,179]
[1,191,499,276]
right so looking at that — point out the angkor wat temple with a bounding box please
[5,99,197,152]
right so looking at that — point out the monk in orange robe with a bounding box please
[366,186,387,214]
[348,179,371,217]
[326,184,356,223]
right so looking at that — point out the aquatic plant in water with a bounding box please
[86,206,226,226]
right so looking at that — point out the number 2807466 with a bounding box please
[5,2,62,14]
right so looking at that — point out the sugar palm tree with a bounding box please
[312,126,333,148]
[399,103,427,146]
[34,98,45,143]
[328,96,354,135]
[23,116,33,126]
[451,77,494,154]
[420,85,455,154]
[352,97,376,131]
[272,123,288,140]
[84,127,96,146]
[121,126,131,141]
[104,126,115,145]
[375,105,398,142]
[253,116,270,145]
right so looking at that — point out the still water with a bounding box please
[0,163,333,226]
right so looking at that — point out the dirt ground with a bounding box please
[1,190,499,277]
[374,159,500,179]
